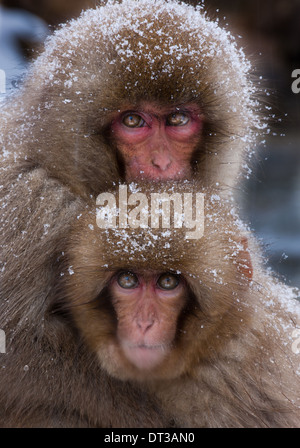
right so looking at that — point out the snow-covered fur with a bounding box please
[65,182,300,427]
[0,0,298,427]
[0,0,263,198]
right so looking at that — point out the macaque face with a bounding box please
[65,182,255,382]
[109,270,187,371]
[111,103,203,181]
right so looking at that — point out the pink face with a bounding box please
[111,104,203,181]
[110,271,187,371]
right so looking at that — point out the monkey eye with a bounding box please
[166,112,190,126]
[157,273,180,290]
[117,271,139,289]
[122,113,145,128]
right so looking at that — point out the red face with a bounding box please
[110,271,187,371]
[111,103,203,181]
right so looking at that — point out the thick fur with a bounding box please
[0,0,297,428]
[0,0,262,199]
[63,182,300,427]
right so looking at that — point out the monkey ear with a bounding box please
[236,237,253,280]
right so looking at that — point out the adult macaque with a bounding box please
[0,0,297,428]
[62,181,300,426]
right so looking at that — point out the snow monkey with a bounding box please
[63,181,300,427]
[0,0,298,427]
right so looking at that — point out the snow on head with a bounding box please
[30,0,264,151]
[1,0,267,189]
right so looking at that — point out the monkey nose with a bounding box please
[151,153,172,171]
[136,317,155,334]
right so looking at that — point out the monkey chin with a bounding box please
[120,342,169,372]
[101,341,174,381]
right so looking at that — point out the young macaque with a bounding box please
[0,0,295,428]
[61,181,300,427]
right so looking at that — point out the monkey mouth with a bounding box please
[121,342,169,371]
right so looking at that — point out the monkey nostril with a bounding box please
[151,156,171,171]
[137,318,155,334]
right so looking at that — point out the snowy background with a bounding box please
[1,0,299,287]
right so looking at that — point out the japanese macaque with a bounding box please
[0,0,298,428]
[0,0,262,201]
[60,181,300,427]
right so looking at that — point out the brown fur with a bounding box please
[63,181,300,427]
[0,0,262,200]
[0,0,297,428]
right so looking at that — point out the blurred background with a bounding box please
[0,0,299,287]
[203,0,300,289]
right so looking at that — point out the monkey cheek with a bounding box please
[120,341,170,371]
